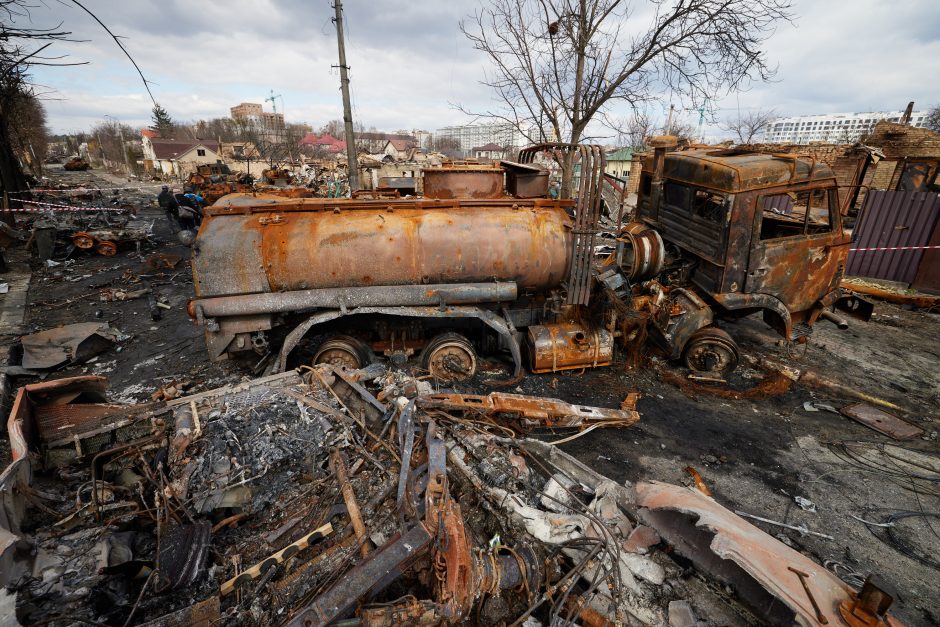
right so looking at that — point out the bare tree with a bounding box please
[669,119,699,146]
[462,0,792,194]
[1,0,154,215]
[608,110,655,150]
[721,108,777,144]
[319,119,345,139]
[925,104,940,134]
[6,90,48,176]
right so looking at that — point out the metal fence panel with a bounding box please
[846,190,940,284]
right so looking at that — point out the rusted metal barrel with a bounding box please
[192,196,572,298]
[422,164,504,199]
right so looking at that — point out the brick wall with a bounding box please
[628,153,645,195]
[863,122,940,192]
[866,121,940,160]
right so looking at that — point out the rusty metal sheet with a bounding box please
[422,163,504,199]
[847,190,940,285]
[642,150,837,193]
[6,376,109,461]
[912,213,940,292]
[20,323,118,369]
[417,392,639,428]
[635,480,875,626]
[840,403,924,440]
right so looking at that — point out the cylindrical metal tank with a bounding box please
[192,195,573,299]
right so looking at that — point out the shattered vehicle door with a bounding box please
[746,187,848,314]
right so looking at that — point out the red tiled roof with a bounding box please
[299,133,346,152]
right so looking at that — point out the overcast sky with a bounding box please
[27,0,940,140]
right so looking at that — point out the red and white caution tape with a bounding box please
[9,198,127,212]
[9,184,163,194]
[849,245,940,252]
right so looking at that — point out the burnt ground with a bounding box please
[12,167,240,401]
[3,166,940,625]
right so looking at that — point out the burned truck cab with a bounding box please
[634,138,867,345]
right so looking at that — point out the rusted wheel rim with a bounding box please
[95,241,118,256]
[313,336,367,369]
[72,232,95,249]
[683,327,740,375]
[425,336,477,382]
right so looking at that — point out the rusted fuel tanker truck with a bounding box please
[188,145,626,381]
[189,141,867,379]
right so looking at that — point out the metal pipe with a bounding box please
[330,448,371,558]
[820,310,849,329]
[190,282,517,319]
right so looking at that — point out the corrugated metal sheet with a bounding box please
[763,194,794,215]
[846,190,940,284]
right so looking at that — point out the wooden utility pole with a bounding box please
[332,0,359,191]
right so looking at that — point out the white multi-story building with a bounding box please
[763,110,929,144]
[434,122,530,152]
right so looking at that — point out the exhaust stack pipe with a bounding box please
[647,136,678,220]
[821,310,849,329]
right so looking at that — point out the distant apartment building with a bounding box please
[435,122,529,152]
[763,110,929,144]
[230,102,285,131]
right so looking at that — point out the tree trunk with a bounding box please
[0,101,26,227]
[560,127,584,199]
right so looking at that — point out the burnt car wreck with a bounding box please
[0,366,905,626]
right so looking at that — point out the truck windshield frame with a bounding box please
[756,187,838,241]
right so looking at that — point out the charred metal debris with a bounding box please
[0,364,903,626]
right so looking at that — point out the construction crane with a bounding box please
[265,89,284,166]
[687,104,707,144]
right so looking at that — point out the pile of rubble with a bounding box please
[0,364,903,626]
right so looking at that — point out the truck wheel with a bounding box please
[95,241,118,256]
[682,327,740,375]
[313,335,371,370]
[420,332,477,382]
[72,232,95,249]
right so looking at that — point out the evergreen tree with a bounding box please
[150,103,175,138]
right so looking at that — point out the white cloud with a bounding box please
[25,0,940,137]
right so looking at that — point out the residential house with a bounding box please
[355,132,417,154]
[219,141,261,175]
[471,142,505,160]
[141,137,221,177]
[299,133,347,156]
[605,148,633,180]
[383,138,417,161]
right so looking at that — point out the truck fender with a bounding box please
[710,292,793,340]
[271,305,523,378]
